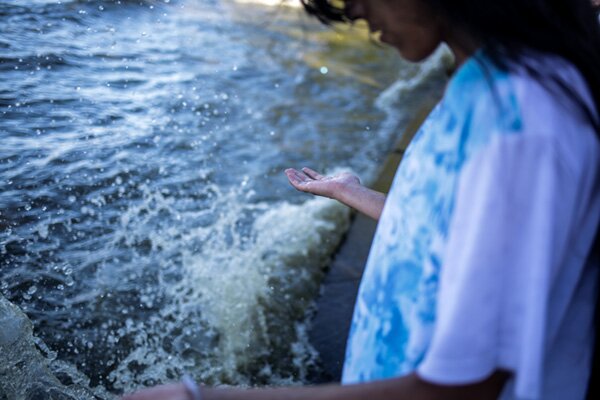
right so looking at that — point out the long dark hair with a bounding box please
[300,0,600,135]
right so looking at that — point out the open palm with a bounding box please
[285,167,361,200]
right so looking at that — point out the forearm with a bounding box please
[284,168,385,218]
[202,372,508,400]
[203,376,416,400]
[121,371,508,399]
[336,183,386,220]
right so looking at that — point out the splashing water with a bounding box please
[0,0,448,397]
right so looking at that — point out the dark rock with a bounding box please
[0,294,104,400]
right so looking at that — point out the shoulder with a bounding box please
[444,49,596,129]
[441,49,599,172]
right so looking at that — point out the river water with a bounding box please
[0,0,449,398]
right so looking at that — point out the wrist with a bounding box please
[336,180,364,205]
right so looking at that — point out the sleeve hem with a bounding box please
[416,355,497,385]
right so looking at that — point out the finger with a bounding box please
[302,167,324,180]
[285,169,310,190]
[285,168,306,178]
[285,169,304,183]
[293,169,316,183]
[297,170,314,183]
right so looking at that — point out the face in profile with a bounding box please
[345,0,444,62]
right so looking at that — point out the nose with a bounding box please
[345,0,366,21]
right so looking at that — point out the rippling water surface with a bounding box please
[0,0,448,397]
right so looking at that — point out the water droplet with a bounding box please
[37,223,49,239]
[68,195,76,203]
[320,66,329,74]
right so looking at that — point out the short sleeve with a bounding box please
[417,133,585,399]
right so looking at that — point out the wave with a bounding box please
[106,186,351,390]
[369,45,453,174]
[0,0,176,20]
[376,45,454,108]
[0,53,77,72]
[1,180,351,395]
[0,2,450,395]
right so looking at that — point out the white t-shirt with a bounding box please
[417,56,600,399]
[342,51,600,400]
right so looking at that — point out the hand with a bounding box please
[121,383,190,400]
[284,167,361,200]
[285,167,385,220]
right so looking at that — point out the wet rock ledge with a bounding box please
[0,294,102,400]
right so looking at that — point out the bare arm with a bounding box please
[285,167,386,220]
[122,371,510,400]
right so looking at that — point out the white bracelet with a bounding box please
[182,375,203,400]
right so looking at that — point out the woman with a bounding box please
[124,1,600,399]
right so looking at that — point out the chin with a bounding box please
[381,33,441,63]
[392,41,441,63]
[395,47,434,63]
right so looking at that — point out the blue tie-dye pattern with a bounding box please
[341,53,523,384]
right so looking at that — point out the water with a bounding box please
[0,0,449,397]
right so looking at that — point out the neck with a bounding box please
[443,27,479,68]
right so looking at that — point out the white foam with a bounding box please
[376,45,453,111]
[365,45,453,176]
[106,183,350,391]
[182,196,349,384]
